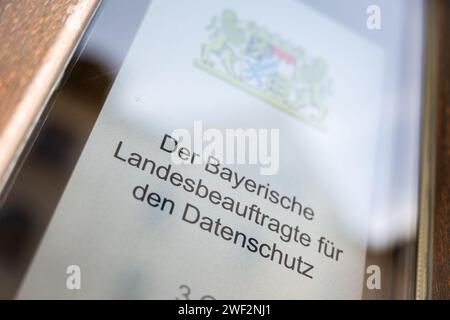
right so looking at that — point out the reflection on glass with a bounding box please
[0,0,426,299]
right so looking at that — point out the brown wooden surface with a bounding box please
[0,0,98,192]
[432,0,450,300]
[0,0,77,127]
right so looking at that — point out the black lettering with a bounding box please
[114,141,127,161]
[182,203,200,224]
[160,134,178,153]
[133,184,148,201]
